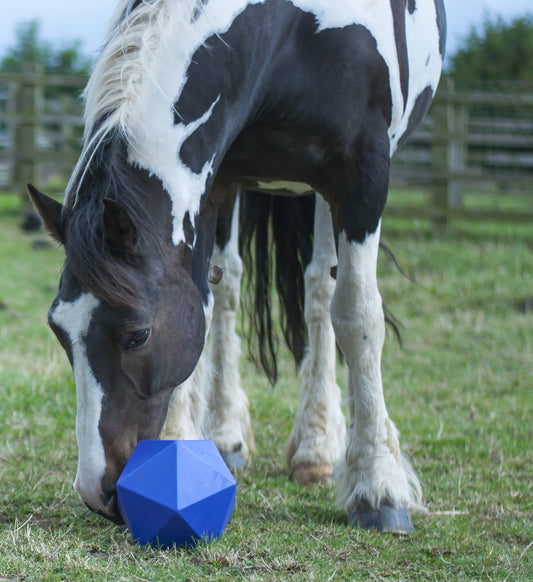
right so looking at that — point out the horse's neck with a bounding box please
[101,2,284,246]
[124,52,260,246]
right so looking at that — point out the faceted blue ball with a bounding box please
[117,440,236,548]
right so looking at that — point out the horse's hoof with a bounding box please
[290,463,333,485]
[221,451,247,471]
[349,501,413,534]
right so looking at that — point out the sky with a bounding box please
[1,0,532,64]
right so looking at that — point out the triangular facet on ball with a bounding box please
[117,440,237,548]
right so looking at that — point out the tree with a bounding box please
[1,20,91,75]
[449,14,533,85]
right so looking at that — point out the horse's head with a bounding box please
[28,184,206,521]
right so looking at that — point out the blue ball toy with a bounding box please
[117,440,237,548]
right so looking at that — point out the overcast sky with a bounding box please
[1,0,532,63]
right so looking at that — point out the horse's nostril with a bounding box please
[100,488,115,508]
[99,492,124,524]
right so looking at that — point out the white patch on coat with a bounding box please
[256,180,314,195]
[50,293,107,510]
[389,0,443,153]
[128,95,221,246]
[330,225,422,511]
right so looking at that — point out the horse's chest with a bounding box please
[216,123,332,196]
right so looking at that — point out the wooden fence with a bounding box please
[0,64,86,200]
[1,69,532,227]
[389,78,533,228]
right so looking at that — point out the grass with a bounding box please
[0,193,532,581]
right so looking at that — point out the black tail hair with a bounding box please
[239,190,315,384]
[238,191,405,383]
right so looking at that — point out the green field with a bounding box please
[0,193,532,581]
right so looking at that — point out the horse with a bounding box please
[29,0,445,533]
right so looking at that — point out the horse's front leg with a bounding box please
[285,194,346,484]
[206,196,255,469]
[332,225,421,533]
[330,124,422,533]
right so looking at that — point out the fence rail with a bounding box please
[1,69,532,228]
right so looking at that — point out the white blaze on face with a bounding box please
[50,293,106,510]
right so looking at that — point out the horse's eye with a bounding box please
[122,329,150,351]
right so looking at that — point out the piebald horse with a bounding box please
[29,0,445,533]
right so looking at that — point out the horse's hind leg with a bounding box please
[207,195,255,469]
[285,194,346,484]
[330,122,421,533]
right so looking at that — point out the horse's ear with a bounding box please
[27,183,66,244]
[102,198,138,254]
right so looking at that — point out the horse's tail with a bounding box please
[239,190,315,384]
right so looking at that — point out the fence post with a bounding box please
[431,77,466,233]
[13,62,43,211]
[448,86,466,212]
[431,81,449,233]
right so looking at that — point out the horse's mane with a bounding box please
[64,134,165,309]
[62,1,204,307]
[66,0,199,204]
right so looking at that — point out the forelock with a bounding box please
[63,137,165,310]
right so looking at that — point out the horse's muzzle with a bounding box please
[75,476,124,523]
[82,494,124,524]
